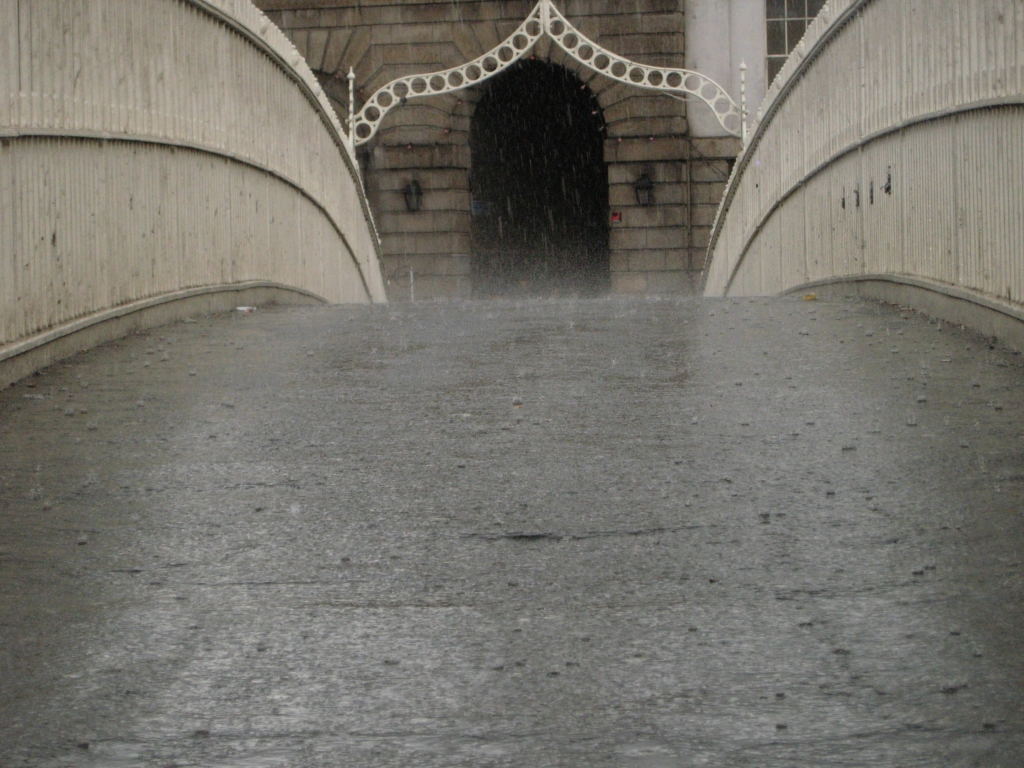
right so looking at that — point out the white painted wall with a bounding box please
[685,0,767,137]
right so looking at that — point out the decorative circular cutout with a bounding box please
[393,82,410,98]
[577,44,594,61]
[483,56,499,72]
[356,123,372,139]
[526,20,542,36]
[648,71,663,86]
[365,106,381,122]
[701,83,718,101]
[466,64,482,81]
[723,114,741,133]
[498,46,514,62]
[448,71,464,87]
[593,54,610,70]
[629,67,645,83]
[682,74,700,91]
[430,75,446,91]
[376,91,393,108]
[513,34,528,50]
[611,61,627,78]
[714,97,731,114]
[563,33,578,49]
[550,20,565,36]
[411,77,427,94]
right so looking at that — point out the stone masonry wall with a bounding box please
[254,0,739,299]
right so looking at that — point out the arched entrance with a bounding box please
[469,60,609,296]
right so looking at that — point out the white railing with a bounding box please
[703,0,1024,315]
[1,0,385,351]
[351,0,743,144]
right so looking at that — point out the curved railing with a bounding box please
[352,0,742,144]
[1,0,386,359]
[703,0,1024,326]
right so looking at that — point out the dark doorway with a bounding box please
[470,60,609,296]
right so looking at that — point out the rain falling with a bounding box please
[470,60,609,297]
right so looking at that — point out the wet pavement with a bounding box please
[1,295,1023,767]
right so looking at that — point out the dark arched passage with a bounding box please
[470,60,609,296]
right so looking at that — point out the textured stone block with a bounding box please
[609,117,688,138]
[690,162,733,183]
[621,205,686,228]
[628,251,666,272]
[603,95,685,124]
[647,227,685,250]
[607,137,687,163]
[688,248,709,271]
[383,253,472,278]
[611,272,648,294]
[608,162,683,185]
[663,250,688,271]
[690,227,712,249]
[691,182,727,205]
[381,231,470,256]
[642,13,684,34]
[379,211,470,235]
[642,269,691,294]
[690,204,720,227]
[690,137,743,158]
[387,272,471,301]
[611,182,685,207]
[609,184,638,208]
[609,228,648,250]
[610,253,630,273]
[371,144,470,171]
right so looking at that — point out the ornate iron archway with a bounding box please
[348,0,745,145]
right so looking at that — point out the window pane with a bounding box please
[787,0,806,17]
[768,57,786,83]
[766,0,786,20]
[787,19,807,52]
[807,0,827,17]
[767,20,787,55]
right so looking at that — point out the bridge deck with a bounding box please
[1,296,1022,765]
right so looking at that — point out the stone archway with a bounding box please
[469,60,609,296]
[297,0,747,300]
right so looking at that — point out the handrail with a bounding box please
[702,0,1024,319]
[0,0,389,354]
[702,0,870,291]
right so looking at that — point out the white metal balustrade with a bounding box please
[703,0,1024,326]
[0,0,386,358]
[350,0,745,145]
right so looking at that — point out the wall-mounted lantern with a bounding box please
[634,173,655,207]
[403,180,423,212]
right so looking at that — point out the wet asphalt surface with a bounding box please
[1,295,1023,767]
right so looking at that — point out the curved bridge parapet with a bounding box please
[703,0,1024,342]
[1,0,386,380]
